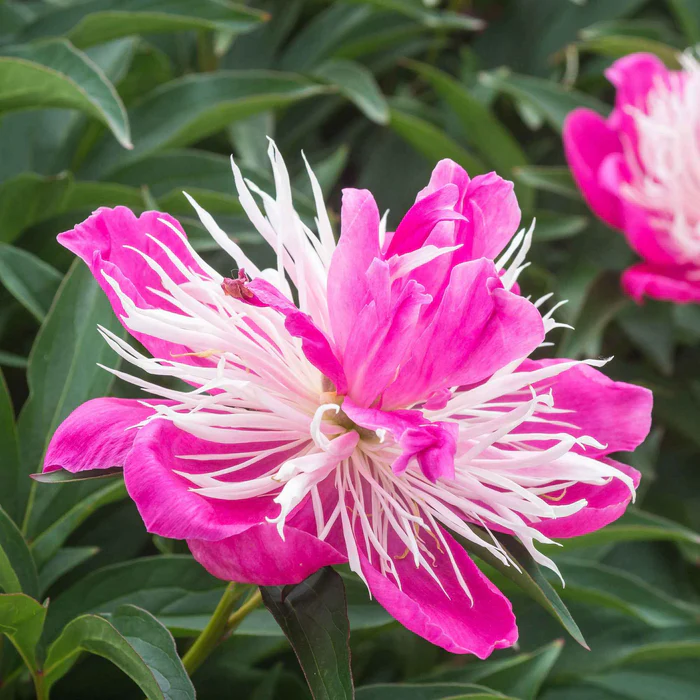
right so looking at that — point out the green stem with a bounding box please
[181,583,242,675]
[180,585,264,677]
[33,671,48,700]
[226,589,263,635]
[196,30,218,73]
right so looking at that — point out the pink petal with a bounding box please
[358,526,517,657]
[242,277,347,393]
[386,184,464,258]
[415,159,471,204]
[44,398,160,474]
[533,459,641,539]
[58,207,205,361]
[460,172,521,260]
[606,53,671,151]
[622,263,700,304]
[563,109,624,229]
[124,419,303,541]
[341,260,431,406]
[408,170,520,301]
[384,260,544,408]
[187,522,346,586]
[599,155,679,265]
[342,398,458,482]
[327,189,382,358]
[516,359,653,457]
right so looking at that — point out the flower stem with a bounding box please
[33,670,48,700]
[226,589,263,634]
[181,582,242,676]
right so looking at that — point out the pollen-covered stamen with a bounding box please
[621,51,700,262]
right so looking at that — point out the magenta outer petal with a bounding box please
[44,398,160,474]
[622,264,700,304]
[534,460,641,539]
[386,184,462,258]
[563,109,624,230]
[621,200,680,266]
[461,172,521,260]
[384,260,545,408]
[342,261,430,406]
[327,189,382,358]
[187,524,347,586]
[124,420,303,541]
[58,207,205,361]
[359,527,517,657]
[413,162,519,261]
[416,159,471,204]
[516,359,653,457]
[599,154,679,266]
[606,53,671,149]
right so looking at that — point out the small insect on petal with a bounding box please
[222,269,255,300]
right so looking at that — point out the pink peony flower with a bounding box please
[564,52,700,303]
[44,144,652,657]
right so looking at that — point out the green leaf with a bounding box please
[109,148,238,196]
[281,4,372,71]
[0,171,74,244]
[461,529,587,648]
[668,0,700,44]
[109,605,195,697]
[553,622,700,681]
[38,546,99,594]
[405,60,532,209]
[31,467,124,484]
[17,260,126,532]
[0,39,131,148]
[45,555,225,641]
[0,370,20,521]
[0,244,63,322]
[513,165,581,200]
[576,33,681,68]
[0,351,28,369]
[432,640,564,700]
[345,0,485,31]
[261,567,354,700]
[615,639,700,666]
[559,510,700,551]
[389,105,487,177]
[618,301,675,375]
[0,593,46,673]
[82,71,327,178]
[479,69,608,132]
[44,605,195,699]
[30,479,127,569]
[557,559,700,627]
[62,181,144,210]
[533,212,588,242]
[558,273,631,358]
[108,149,318,220]
[0,505,38,598]
[314,59,389,125]
[356,683,513,699]
[20,0,266,50]
[586,665,700,700]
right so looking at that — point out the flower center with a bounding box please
[621,52,700,263]
[318,391,380,443]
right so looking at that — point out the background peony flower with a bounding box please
[564,51,700,304]
[44,144,652,658]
